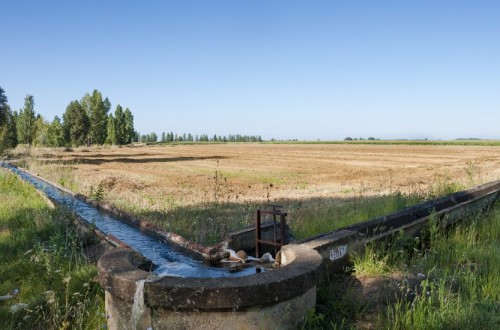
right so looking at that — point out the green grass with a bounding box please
[0,169,105,329]
[289,192,426,240]
[380,205,500,329]
[113,191,428,245]
[349,246,394,277]
[302,202,500,329]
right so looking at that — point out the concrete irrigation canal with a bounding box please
[0,162,258,278]
[2,162,500,329]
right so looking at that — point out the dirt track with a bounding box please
[26,143,500,209]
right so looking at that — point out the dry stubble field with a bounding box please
[15,143,500,243]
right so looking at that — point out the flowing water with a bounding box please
[1,163,258,278]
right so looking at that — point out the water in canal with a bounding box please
[1,163,257,278]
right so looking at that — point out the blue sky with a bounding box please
[2,1,499,140]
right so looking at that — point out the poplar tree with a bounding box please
[124,108,135,144]
[106,114,117,145]
[0,87,18,152]
[47,116,65,147]
[114,104,126,145]
[87,90,110,145]
[63,100,89,146]
[0,87,7,127]
[34,116,50,146]
[17,95,37,146]
[2,106,18,150]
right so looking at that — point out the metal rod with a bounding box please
[255,210,261,258]
[280,213,286,248]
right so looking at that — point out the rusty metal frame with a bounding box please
[255,205,287,258]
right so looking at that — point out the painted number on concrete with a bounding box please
[329,245,347,261]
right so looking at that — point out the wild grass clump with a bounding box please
[350,245,394,277]
[302,201,500,329]
[0,169,105,329]
[289,191,427,240]
[380,205,500,329]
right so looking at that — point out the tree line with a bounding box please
[154,132,263,143]
[344,137,378,141]
[0,87,136,153]
[1,86,265,154]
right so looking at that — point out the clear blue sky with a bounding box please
[2,1,499,140]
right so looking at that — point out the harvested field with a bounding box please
[10,143,500,243]
[19,143,500,200]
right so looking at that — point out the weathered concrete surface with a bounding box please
[105,286,316,330]
[105,291,152,330]
[99,244,322,329]
[98,249,150,303]
[149,286,316,330]
[300,230,363,275]
[146,245,320,309]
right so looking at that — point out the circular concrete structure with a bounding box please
[98,245,321,330]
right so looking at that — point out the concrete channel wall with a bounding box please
[299,179,500,278]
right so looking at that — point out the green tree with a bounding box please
[0,87,7,128]
[87,90,110,145]
[106,114,117,145]
[0,87,18,153]
[123,108,135,144]
[63,100,89,146]
[114,104,126,145]
[17,95,37,146]
[149,132,158,142]
[80,93,92,116]
[103,105,131,145]
[2,106,18,150]
[47,116,65,147]
[34,115,50,146]
[141,132,157,143]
